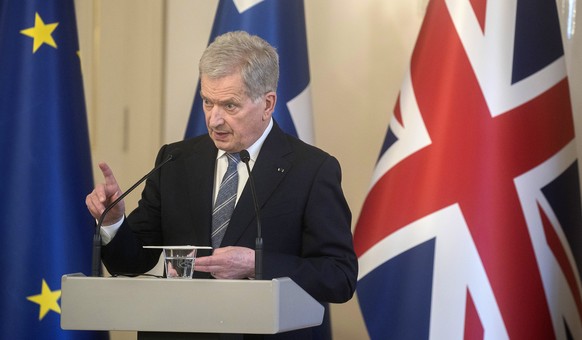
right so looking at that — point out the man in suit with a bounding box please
[86,31,357,339]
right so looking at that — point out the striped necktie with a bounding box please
[211,153,240,248]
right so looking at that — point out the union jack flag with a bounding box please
[353,0,582,339]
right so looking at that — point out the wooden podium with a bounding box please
[61,274,324,339]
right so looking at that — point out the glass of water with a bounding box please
[143,246,212,279]
[164,247,197,279]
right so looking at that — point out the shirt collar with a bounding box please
[216,118,273,161]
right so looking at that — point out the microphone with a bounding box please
[239,149,263,280]
[91,148,182,277]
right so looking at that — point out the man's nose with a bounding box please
[208,107,225,127]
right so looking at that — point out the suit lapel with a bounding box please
[222,123,293,246]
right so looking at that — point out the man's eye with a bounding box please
[226,104,236,111]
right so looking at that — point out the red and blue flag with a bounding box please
[354,0,582,338]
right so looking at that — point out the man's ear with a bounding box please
[263,92,277,120]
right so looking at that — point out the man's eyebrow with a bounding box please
[200,94,241,105]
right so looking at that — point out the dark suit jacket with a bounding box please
[102,122,358,339]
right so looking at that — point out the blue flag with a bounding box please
[185,0,314,143]
[0,1,106,339]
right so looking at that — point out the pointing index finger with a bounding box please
[98,162,118,187]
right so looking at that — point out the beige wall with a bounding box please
[75,1,582,339]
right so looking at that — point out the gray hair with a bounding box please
[199,31,279,101]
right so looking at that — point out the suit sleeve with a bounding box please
[262,155,358,303]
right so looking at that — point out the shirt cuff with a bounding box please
[99,216,124,245]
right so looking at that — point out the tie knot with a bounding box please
[226,153,241,165]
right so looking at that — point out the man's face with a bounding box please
[200,73,275,153]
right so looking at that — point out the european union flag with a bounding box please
[0,0,106,338]
[185,0,314,144]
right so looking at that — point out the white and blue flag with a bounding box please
[185,0,314,143]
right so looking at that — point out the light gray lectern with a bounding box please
[61,274,324,339]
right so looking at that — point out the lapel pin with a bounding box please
[277,167,285,173]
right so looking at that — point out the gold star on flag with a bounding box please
[20,12,59,53]
[26,279,61,320]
